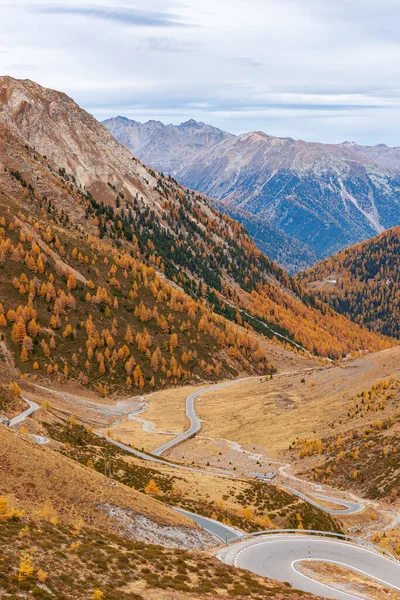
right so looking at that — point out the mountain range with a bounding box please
[104,117,400,270]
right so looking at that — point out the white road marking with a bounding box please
[225,536,400,599]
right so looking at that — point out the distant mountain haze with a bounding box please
[102,117,232,176]
[104,117,400,268]
[339,141,400,172]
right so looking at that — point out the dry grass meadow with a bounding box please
[0,425,190,532]
[190,347,400,455]
[298,560,400,600]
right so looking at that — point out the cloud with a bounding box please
[31,3,193,28]
[225,57,263,67]
[7,63,38,70]
[142,37,201,53]
[1,0,400,145]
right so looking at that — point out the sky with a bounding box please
[1,0,400,145]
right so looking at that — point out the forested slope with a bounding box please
[299,228,400,339]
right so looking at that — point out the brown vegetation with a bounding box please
[297,561,400,600]
[0,509,321,600]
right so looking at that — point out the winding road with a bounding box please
[152,379,251,456]
[284,488,364,516]
[149,379,365,517]
[7,386,399,599]
[9,397,39,427]
[9,386,367,517]
[173,507,242,543]
[218,534,400,600]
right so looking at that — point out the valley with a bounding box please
[2,0,400,595]
[3,343,400,599]
[0,75,399,600]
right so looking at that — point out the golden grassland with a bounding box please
[193,347,400,455]
[100,345,318,451]
[0,426,190,532]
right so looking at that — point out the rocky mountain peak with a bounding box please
[179,118,200,128]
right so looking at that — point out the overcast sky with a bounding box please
[1,0,400,145]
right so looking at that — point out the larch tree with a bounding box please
[145,479,160,496]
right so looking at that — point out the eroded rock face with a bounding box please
[0,76,161,211]
[100,503,218,550]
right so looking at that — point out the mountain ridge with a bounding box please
[102,115,232,177]
[339,140,400,172]
[104,116,400,265]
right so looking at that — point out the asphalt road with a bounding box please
[152,379,249,456]
[9,397,39,427]
[93,430,235,478]
[285,487,364,515]
[308,492,364,515]
[218,534,400,600]
[173,507,242,543]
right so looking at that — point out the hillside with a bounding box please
[104,117,400,262]
[299,374,400,502]
[0,508,320,600]
[1,420,323,599]
[298,227,400,339]
[0,425,209,547]
[0,77,393,401]
[0,185,274,394]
